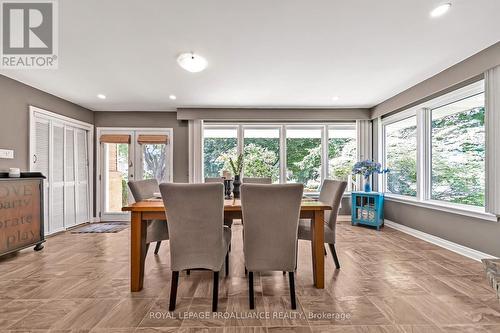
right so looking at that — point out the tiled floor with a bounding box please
[0,221,499,332]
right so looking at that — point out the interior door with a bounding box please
[33,116,50,233]
[75,129,90,225]
[50,122,66,233]
[64,127,77,228]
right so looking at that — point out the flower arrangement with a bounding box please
[352,160,389,180]
[229,154,244,176]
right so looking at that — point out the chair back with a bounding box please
[128,179,159,202]
[241,184,303,272]
[242,177,272,184]
[205,177,224,183]
[159,183,225,271]
[318,179,347,230]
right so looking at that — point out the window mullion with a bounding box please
[418,108,431,201]
[280,125,286,184]
[322,125,328,182]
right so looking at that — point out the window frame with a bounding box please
[379,80,494,220]
[202,122,358,194]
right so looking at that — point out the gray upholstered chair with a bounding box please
[159,183,231,312]
[298,179,347,269]
[241,183,303,309]
[205,177,224,183]
[242,177,272,184]
[128,179,169,255]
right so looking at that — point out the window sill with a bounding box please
[384,194,498,222]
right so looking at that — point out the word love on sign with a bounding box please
[0,180,41,255]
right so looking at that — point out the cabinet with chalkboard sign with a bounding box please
[0,173,45,256]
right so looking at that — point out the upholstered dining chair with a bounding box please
[128,179,169,256]
[159,183,231,312]
[298,179,347,269]
[242,177,272,184]
[205,177,224,183]
[241,183,303,310]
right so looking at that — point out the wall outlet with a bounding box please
[0,149,14,159]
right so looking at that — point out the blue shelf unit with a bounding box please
[351,192,384,230]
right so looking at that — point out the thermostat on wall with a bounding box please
[0,149,14,159]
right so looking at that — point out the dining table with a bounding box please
[122,198,332,292]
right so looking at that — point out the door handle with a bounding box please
[33,154,37,164]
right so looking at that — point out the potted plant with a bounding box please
[352,160,389,192]
[229,154,243,198]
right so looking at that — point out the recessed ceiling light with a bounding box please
[169,94,177,100]
[97,94,106,100]
[430,3,451,17]
[332,96,340,101]
[177,52,208,73]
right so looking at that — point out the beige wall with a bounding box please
[0,74,94,172]
[93,112,189,183]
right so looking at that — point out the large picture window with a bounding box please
[202,123,358,193]
[203,127,237,178]
[384,116,417,197]
[381,80,486,211]
[431,93,485,207]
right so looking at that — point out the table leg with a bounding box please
[131,211,147,292]
[311,210,325,289]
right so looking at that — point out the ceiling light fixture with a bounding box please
[430,3,451,17]
[177,52,208,73]
[332,96,340,101]
[169,94,177,100]
[97,94,106,99]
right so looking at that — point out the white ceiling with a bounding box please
[2,0,500,111]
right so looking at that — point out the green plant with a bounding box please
[229,154,243,176]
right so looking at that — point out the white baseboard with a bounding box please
[384,219,497,262]
[337,215,351,222]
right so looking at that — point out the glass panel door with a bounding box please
[136,131,171,183]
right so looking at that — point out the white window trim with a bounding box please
[380,80,496,222]
[201,122,358,193]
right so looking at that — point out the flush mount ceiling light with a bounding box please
[169,94,177,100]
[177,52,208,73]
[430,3,451,17]
[332,96,340,101]
[97,94,106,99]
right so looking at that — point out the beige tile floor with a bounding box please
[0,221,499,333]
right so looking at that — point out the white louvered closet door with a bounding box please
[50,123,65,233]
[64,127,77,228]
[33,117,50,231]
[76,129,90,225]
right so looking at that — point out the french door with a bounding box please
[30,107,93,235]
[98,128,173,221]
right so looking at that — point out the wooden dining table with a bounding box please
[122,198,332,292]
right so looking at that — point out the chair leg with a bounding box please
[186,269,191,275]
[212,271,219,312]
[248,271,254,309]
[324,245,327,256]
[225,252,229,277]
[169,271,179,311]
[328,243,340,269]
[288,271,297,310]
[244,267,247,276]
[154,241,162,255]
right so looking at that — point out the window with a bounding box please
[381,80,486,210]
[243,128,280,183]
[431,93,485,207]
[328,125,357,190]
[202,123,358,193]
[286,128,322,192]
[384,116,417,197]
[203,127,237,178]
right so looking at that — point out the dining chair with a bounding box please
[128,179,169,256]
[241,183,303,310]
[159,183,231,312]
[298,179,347,269]
[205,177,224,183]
[242,177,272,184]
